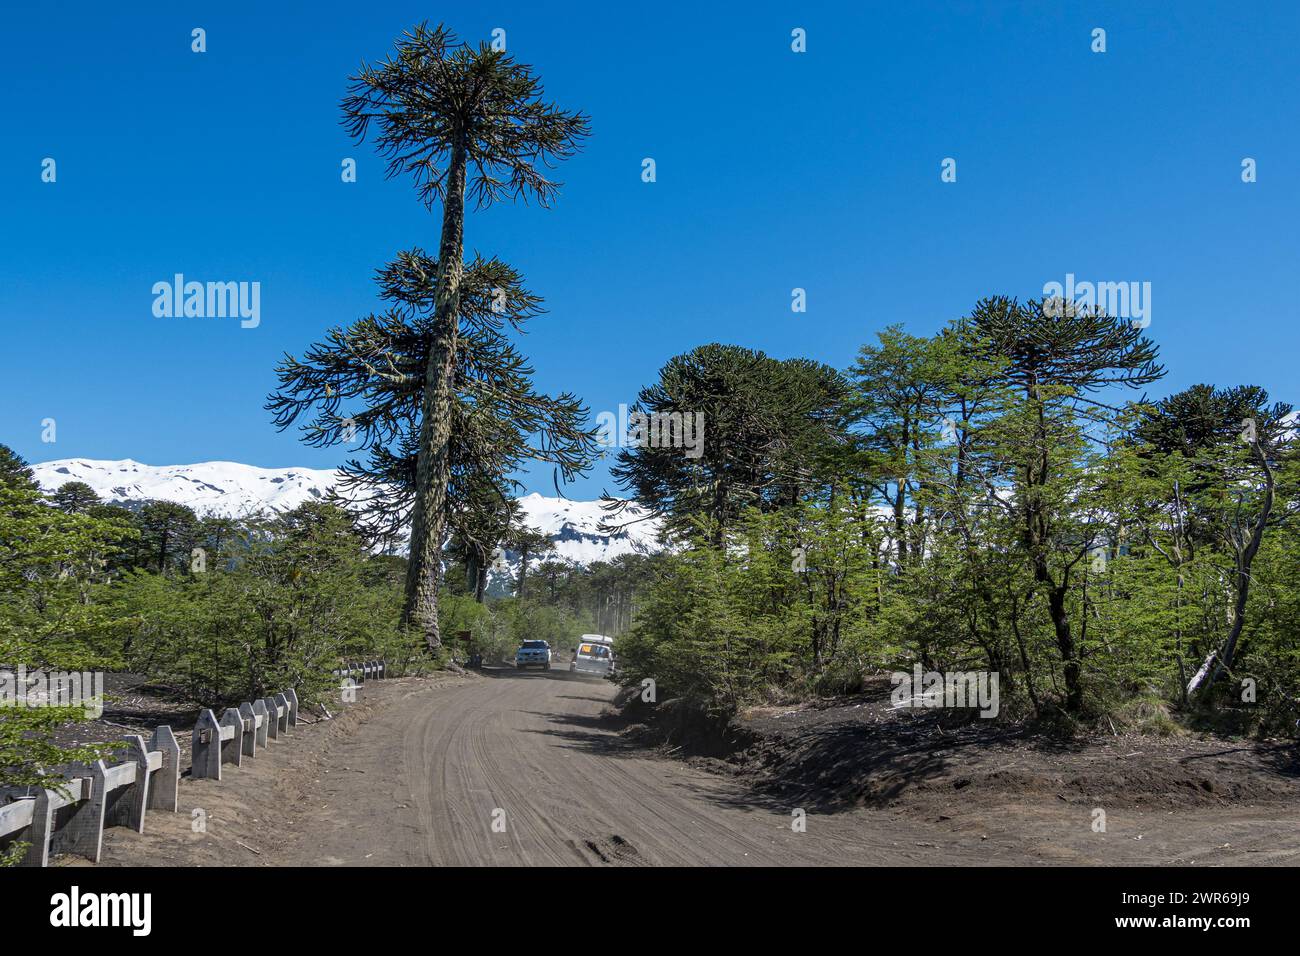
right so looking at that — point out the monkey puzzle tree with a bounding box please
[961,296,1164,713]
[446,479,517,604]
[133,501,200,575]
[606,344,847,547]
[49,481,101,515]
[268,249,597,649]
[0,444,36,490]
[1134,384,1294,699]
[506,521,553,598]
[337,22,589,649]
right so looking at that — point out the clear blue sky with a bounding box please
[3,1,1296,498]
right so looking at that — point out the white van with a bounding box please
[569,634,615,677]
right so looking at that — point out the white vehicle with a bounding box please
[569,634,615,677]
[515,640,552,669]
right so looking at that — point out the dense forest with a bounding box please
[608,299,1298,736]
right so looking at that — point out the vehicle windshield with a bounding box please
[520,641,548,650]
[578,644,610,658]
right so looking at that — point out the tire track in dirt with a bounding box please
[398,670,947,866]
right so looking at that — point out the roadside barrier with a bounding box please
[330,659,385,683]
[0,659,385,867]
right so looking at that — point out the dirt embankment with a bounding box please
[618,679,1300,821]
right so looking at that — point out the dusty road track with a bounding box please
[91,671,1300,867]
[328,669,951,866]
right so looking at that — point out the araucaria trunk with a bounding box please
[402,143,468,653]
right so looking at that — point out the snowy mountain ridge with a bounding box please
[31,458,662,568]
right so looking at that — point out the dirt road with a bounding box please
[295,669,954,866]
[89,671,1300,867]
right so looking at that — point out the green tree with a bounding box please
[0,444,36,490]
[607,344,847,547]
[132,501,199,574]
[49,481,101,514]
[109,502,418,706]
[505,521,552,598]
[961,297,1163,713]
[338,22,589,651]
[1136,386,1294,697]
[0,478,134,792]
[845,325,963,568]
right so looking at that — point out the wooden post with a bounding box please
[0,798,39,867]
[23,771,65,867]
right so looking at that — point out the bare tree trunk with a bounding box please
[402,142,468,653]
[1024,387,1083,712]
[465,551,479,593]
[711,476,727,549]
[517,545,530,597]
[893,483,907,566]
[1046,579,1082,712]
[1009,593,1041,716]
[1187,438,1275,698]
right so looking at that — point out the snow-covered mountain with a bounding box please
[32,458,661,568]
[35,458,338,518]
[512,492,659,567]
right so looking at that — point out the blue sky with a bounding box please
[2,1,1296,499]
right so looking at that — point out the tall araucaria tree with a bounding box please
[330,23,589,649]
[506,520,554,598]
[268,249,597,652]
[961,296,1164,713]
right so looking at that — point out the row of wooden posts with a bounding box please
[0,660,387,867]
